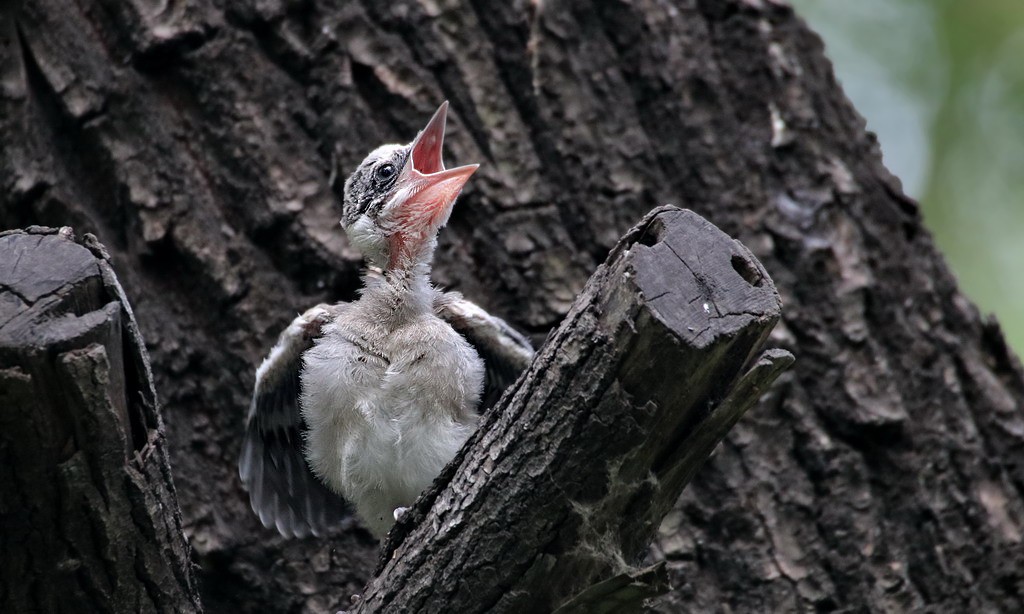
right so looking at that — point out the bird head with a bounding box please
[341,102,479,272]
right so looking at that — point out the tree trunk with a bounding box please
[2,0,1022,612]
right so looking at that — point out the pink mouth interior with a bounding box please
[411,134,444,175]
[409,105,448,175]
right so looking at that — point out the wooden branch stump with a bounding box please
[356,207,794,613]
[0,227,201,613]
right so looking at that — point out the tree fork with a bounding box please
[356,206,793,613]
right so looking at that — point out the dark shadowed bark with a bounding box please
[2,0,1023,612]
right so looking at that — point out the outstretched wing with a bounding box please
[238,305,350,538]
[435,292,535,409]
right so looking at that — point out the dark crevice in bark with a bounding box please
[14,22,125,248]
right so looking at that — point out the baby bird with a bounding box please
[239,102,533,537]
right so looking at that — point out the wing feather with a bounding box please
[238,305,350,538]
[434,292,535,409]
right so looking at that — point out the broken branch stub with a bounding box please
[356,206,794,614]
[0,227,201,613]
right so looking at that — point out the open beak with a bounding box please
[392,101,479,233]
[408,101,449,175]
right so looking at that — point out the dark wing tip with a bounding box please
[239,422,350,539]
[240,306,351,538]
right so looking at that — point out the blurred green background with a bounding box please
[791,0,1024,354]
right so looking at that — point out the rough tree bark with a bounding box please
[0,227,201,612]
[2,0,1023,613]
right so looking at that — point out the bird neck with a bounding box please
[360,257,435,323]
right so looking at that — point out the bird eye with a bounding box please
[374,163,396,182]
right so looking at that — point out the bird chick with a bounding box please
[240,103,533,538]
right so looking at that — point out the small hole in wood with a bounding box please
[731,253,762,287]
[636,218,666,247]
